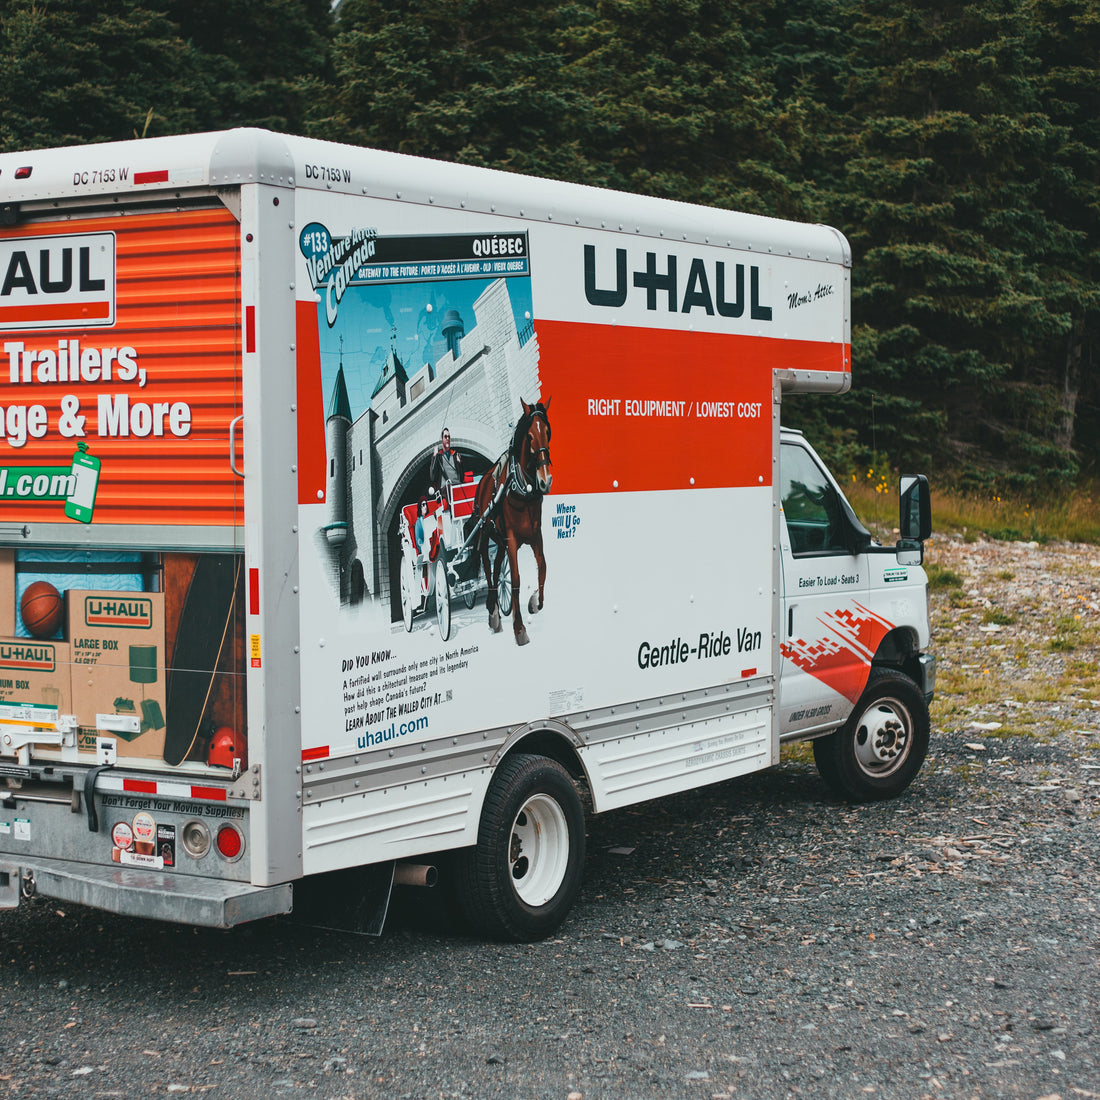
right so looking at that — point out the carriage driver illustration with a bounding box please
[429,427,464,497]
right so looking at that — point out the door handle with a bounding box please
[229,415,244,479]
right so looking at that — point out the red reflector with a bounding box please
[14,167,32,180]
[216,825,243,859]
[189,785,228,802]
[249,568,260,615]
[134,169,169,185]
[245,305,256,353]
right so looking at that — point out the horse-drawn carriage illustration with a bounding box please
[397,398,552,645]
[398,475,512,641]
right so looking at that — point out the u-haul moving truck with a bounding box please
[0,130,933,940]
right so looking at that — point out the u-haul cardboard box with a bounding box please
[0,638,71,717]
[68,591,166,759]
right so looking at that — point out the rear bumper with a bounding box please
[0,856,292,928]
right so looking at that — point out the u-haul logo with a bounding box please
[0,232,116,330]
[0,642,56,671]
[84,596,153,629]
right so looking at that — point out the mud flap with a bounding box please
[285,862,395,936]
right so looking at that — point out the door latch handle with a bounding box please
[229,415,244,478]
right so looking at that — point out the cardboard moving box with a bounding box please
[0,638,71,718]
[68,590,167,759]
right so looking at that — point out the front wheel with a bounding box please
[400,557,415,632]
[496,547,513,616]
[435,557,452,641]
[454,754,585,941]
[812,667,929,801]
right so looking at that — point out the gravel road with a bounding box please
[2,537,1098,1100]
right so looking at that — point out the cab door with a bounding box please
[778,438,875,739]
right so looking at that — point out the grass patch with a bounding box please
[1065,660,1099,687]
[781,741,815,765]
[929,487,1100,543]
[951,762,984,781]
[926,561,965,590]
[982,608,1017,626]
[1049,615,1082,652]
[935,668,1002,707]
[844,475,1100,545]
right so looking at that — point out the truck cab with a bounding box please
[778,428,935,800]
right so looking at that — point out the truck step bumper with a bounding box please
[0,856,292,929]
[917,652,937,702]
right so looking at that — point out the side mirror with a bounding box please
[899,475,931,542]
[896,538,924,566]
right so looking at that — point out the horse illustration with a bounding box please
[472,398,552,646]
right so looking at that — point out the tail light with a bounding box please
[215,824,244,861]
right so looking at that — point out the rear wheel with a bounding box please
[454,754,585,941]
[813,668,929,801]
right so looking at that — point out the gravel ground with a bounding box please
[2,537,1098,1100]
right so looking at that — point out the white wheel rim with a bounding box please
[853,698,911,778]
[509,793,569,907]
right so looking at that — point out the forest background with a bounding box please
[0,0,1096,498]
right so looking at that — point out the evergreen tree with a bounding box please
[551,0,807,216]
[0,0,332,151]
[313,0,807,215]
[1029,0,1100,472]
[308,0,573,174]
[0,0,202,148]
[791,0,1083,488]
[1,0,1094,487]
[165,0,331,132]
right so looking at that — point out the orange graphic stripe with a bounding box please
[295,300,326,505]
[537,321,845,495]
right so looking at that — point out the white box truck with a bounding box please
[0,129,933,940]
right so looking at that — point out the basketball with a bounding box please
[20,581,64,638]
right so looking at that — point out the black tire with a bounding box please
[812,667,930,801]
[400,558,415,632]
[454,753,585,941]
[434,556,451,641]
